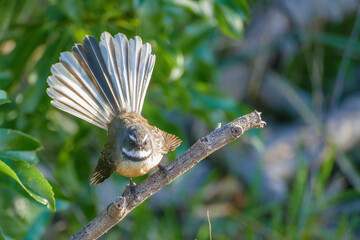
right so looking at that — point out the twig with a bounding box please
[207,210,212,240]
[69,110,266,240]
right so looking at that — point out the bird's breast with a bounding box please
[115,153,163,177]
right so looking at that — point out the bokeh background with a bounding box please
[1,0,360,239]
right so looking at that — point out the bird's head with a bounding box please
[121,124,153,161]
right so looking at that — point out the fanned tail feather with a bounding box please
[47,32,156,130]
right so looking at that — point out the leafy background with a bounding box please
[1,0,360,239]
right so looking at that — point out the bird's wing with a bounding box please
[159,130,182,154]
[90,146,116,186]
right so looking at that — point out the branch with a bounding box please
[70,110,266,240]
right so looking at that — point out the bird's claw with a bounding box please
[158,164,170,183]
[128,178,137,198]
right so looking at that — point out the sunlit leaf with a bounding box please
[0,89,10,105]
[215,0,250,20]
[170,0,203,15]
[214,2,244,39]
[0,158,55,211]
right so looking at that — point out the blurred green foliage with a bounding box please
[1,0,360,239]
[0,0,249,239]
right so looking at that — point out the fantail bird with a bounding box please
[46,32,181,186]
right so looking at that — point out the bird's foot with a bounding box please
[128,178,137,198]
[158,164,170,183]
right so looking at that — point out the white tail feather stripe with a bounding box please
[51,100,108,130]
[48,86,108,124]
[128,37,142,112]
[114,33,131,111]
[100,32,125,111]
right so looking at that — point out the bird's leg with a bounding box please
[158,164,170,183]
[129,177,137,197]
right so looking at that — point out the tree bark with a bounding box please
[69,110,266,240]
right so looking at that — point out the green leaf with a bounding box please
[0,151,39,164]
[216,0,250,20]
[23,211,53,240]
[312,32,360,53]
[0,89,10,105]
[0,70,12,89]
[232,0,250,19]
[0,226,5,240]
[214,2,244,39]
[0,129,42,151]
[286,158,308,235]
[0,158,55,211]
[337,152,360,192]
[170,0,203,15]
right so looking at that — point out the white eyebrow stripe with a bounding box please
[122,147,151,159]
[129,134,137,142]
[142,134,148,143]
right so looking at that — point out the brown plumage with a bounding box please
[90,112,181,185]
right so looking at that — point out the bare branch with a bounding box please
[70,110,266,240]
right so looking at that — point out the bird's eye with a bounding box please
[129,140,135,146]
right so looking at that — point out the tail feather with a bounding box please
[58,52,114,121]
[114,33,131,111]
[47,32,156,130]
[100,33,126,112]
[128,37,142,112]
[138,52,155,113]
[47,73,111,125]
[72,41,118,113]
[51,99,107,130]
[136,42,150,112]
[47,85,108,128]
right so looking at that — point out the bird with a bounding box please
[46,32,181,186]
